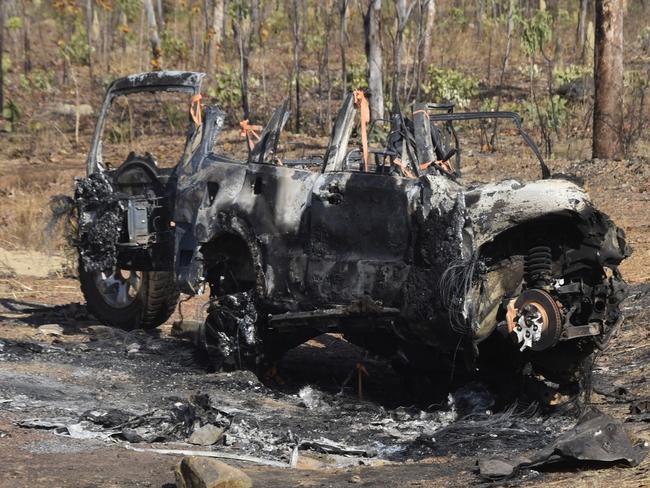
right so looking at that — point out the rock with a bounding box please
[125,342,141,355]
[172,319,202,340]
[37,324,63,336]
[188,424,226,446]
[175,457,252,488]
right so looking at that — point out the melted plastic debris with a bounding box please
[201,292,259,369]
[74,173,125,272]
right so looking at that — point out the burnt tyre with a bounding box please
[80,264,179,330]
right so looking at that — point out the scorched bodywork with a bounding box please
[72,71,630,394]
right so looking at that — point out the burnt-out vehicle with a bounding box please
[74,71,629,393]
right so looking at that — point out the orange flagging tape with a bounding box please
[352,90,370,172]
[190,94,203,126]
[393,158,416,178]
[420,160,453,173]
[239,119,263,150]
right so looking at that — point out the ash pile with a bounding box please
[1,295,647,481]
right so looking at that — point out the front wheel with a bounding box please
[79,264,179,330]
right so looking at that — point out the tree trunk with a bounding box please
[214,0,225,44]
[338,0,349,98]
[86,0,94,82]
[233,3,252,120]
[476,0,484,39]
[205,0,225,78]
[251,0,261,46]
[364,0,384,121]
[423,0,436,64]
[412,0,435,101]
[489,0,515,148]
[291,0,302,132]
[156,0,165,29]
[143,0,162,70]
[0,0,4,116]
[21,0,31,73]
[392,0,415,105]
[577,0,589,59]
[593,0,624,159]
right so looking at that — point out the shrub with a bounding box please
[422,67,479,108]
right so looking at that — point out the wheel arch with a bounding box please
[200,225,266,297]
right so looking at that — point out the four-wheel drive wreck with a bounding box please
[71,71,630,396]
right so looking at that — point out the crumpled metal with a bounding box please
[478,407,648,479]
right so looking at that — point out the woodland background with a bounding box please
[0,0,648,263]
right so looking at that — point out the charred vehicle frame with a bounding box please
[72,71,630,396]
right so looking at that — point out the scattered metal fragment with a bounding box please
[298,386,325,409]
[124,445,291,468]
[298,438,377,458]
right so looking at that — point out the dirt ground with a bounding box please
[1,130,650,487]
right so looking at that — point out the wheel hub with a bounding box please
[507,289,562,352]
[93,269,142,308]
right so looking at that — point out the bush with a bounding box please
[208,68,242,112]
[422,67,479,108]
[554,64,591,86]
[523,95,568,133]
[347,62,368,90]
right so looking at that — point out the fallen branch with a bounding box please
[123,445,291,468]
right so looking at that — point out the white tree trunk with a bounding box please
[143,0,162,70]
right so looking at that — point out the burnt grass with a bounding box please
[0,284,649,486]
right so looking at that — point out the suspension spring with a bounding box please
[524,245,552,288]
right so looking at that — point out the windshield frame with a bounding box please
[87,71,204,175]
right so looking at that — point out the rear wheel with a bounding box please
[79,264,179,330]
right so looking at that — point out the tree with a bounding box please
[338,0,350,98]
[412,0,436,101]
[204,0,225,78]
[391,0,415,104]
[0,0,4,118]
[364,0,384,121]
[593,0,623,159]
[290,0,303,132]
[143,0,162,70]
[20,0,31,73]
[85,0,93,81]
[576,0,589,61]
[422,0,436,61]
[489,0,515,149]
[233,1,253,119]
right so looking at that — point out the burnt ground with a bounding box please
[1,140,650,486]
[0,278,649,487]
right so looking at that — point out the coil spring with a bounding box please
[524,245,552,288]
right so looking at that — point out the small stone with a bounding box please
[125,343,141,355]
[171,320,202,340]
[349,474,361,483]
[37,324,63,336]
[188,424,226,446]
[175,457,252,488]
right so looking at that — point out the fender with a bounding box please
[465,178,592,247]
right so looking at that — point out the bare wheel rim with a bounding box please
[93,269,142,309]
